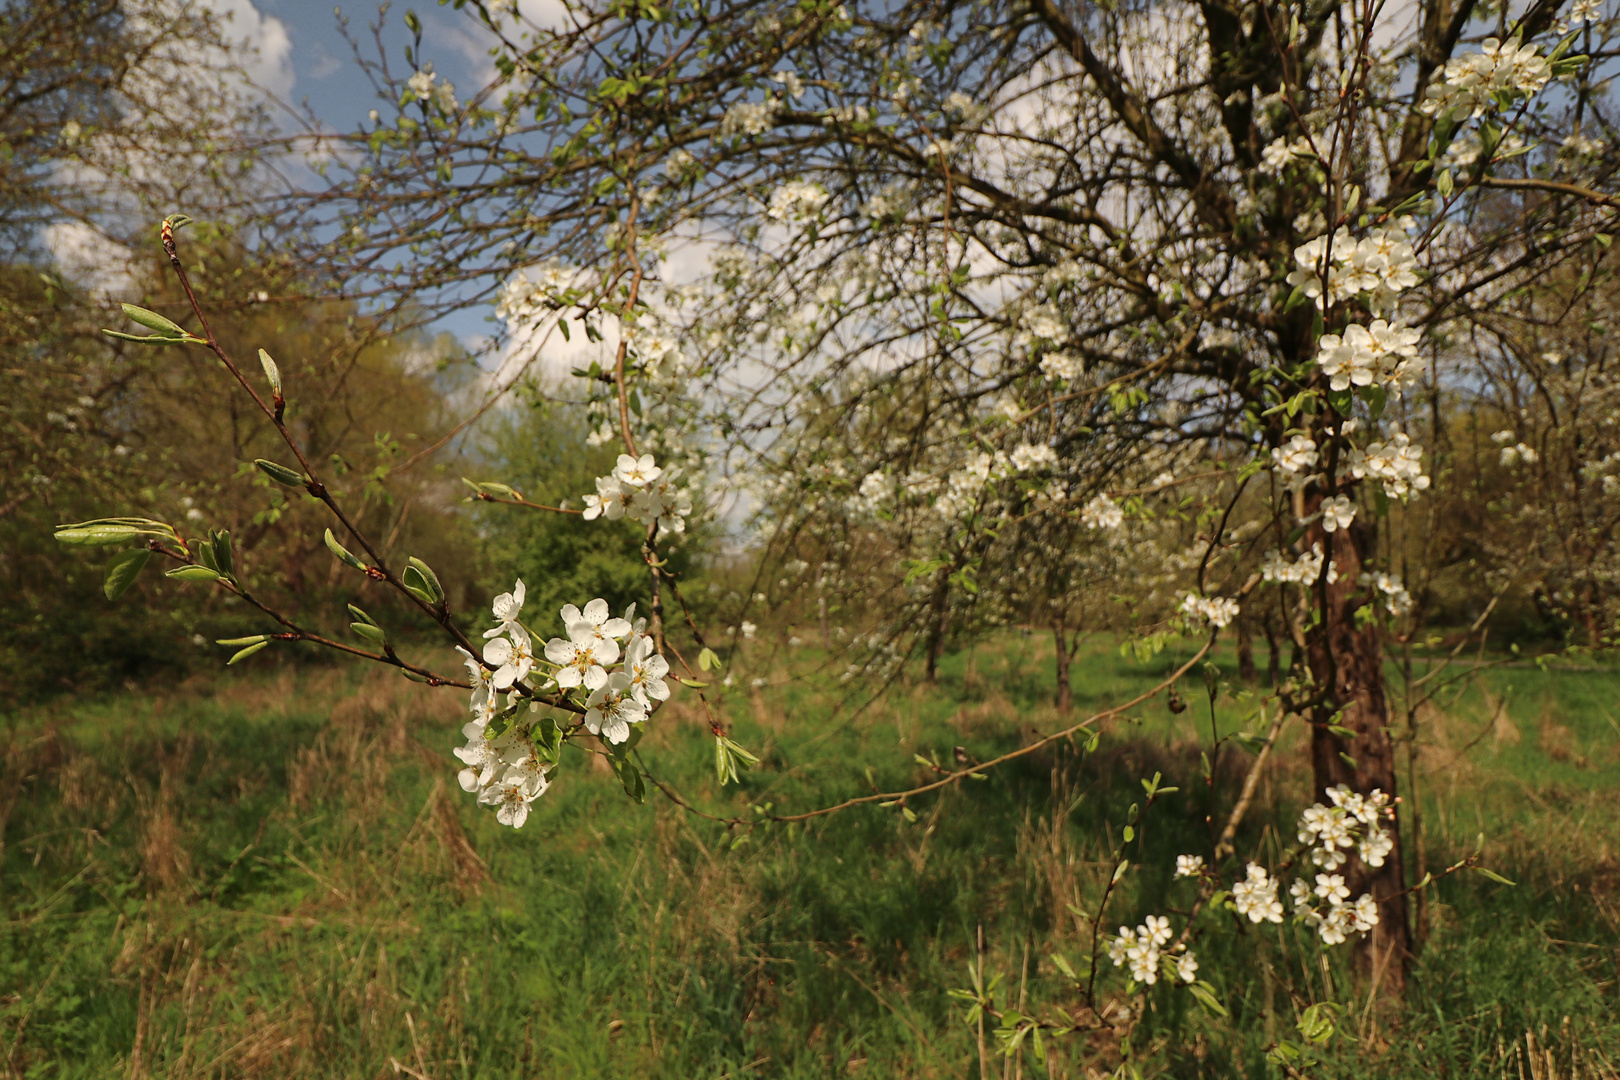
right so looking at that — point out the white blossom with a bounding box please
[1272,435,1318,474]
[584,672,646,745]
[1009,442,1058,473]
[1181,593,1241,628]
[1232,863,1284,923]
[767,180,829,220]
[1421,38,1551,124]
[719,99,777,137]
[544,624,620,690]
[483,627,536,690]
[1039,351,1083,382]
[1320,496,1357,533]
[583,475,628,520]
[624,634,671,707]
[1174,854,1205,879]
[1081,494,1123,530]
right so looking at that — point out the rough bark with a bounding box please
[1304,515,1412,994]
[1235,617,1257,683]
[1052,620,1072,712]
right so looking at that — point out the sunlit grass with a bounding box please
[2,634,1616,1077]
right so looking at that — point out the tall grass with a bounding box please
[2,636,1617,1077]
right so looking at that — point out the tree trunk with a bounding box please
[924,569,950,684]
[1235,617,1257,683]
[1052,619,1072,712]
[1304,514,1412,995]
[1261,608,1282,686]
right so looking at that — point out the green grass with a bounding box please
[2,634,1618,1078]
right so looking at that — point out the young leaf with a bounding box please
[121,304,188,336]
[227,641,270,665]
[165,565,221,582]
[255,459,306,486]
[323,528,367,571]
[103,548,150,600]
[258,348,283,394]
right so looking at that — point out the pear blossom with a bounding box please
[561,598,633,642]
[483,626,536,689]
[1174,854,1206,879]
[458,646,497,726]
[584,672,646,744]
[544,624,620,690]
[614,453,662,487]
[479,775,540,828]
[1175,952,1199,983]
[1320,496,1357,533]
[583,475,628,520]
[1232,863,1284,923]
[624,635,671,707]
[1182,593,1240,628]
[486,579,527,638]
[1081,493,1123,529]
[1272,435,1318,474]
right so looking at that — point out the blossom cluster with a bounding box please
[1360,571,1413,616]
[1314,320,1425,394]
[1106,915,1198,986]
[768,181,830,221]
[1287,228,1419,313]
[1493,430,1541,466]
[1299,784,1395,872]
[719,99,777,137]
[583,453,694,535]
[1420,38,1551,124]
[1258,135,1317,175]
[1260,543,1334,585]
[1039,350,1084,382]
[407,64,458,114]
[1232,863,1285,923]
[1346,431,1430,498]
[453,584,670,828]
[1181,592,1240,628]
[1081,493,1123,530]
[1288,877,1380,944]
[1272,435,1318,475]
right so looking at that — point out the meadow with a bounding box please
[2,633,1618,1078]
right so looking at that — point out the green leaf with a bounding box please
[103,548,150,600]
[56,524,145,546]
[255,459,306,486]
[346,603,377,626]
[1122,825,1135,842]
[216,634,271,646]
[211,530,234,577]
[227,641,270,665]
[699,647,722,671]
[101,329,189,346]
[405,556,445,603]
[1473,866,1516,886]
[1298,1002,1342,1044]
[258,348,282,394]
[613,757,646,802]
[351,622,387,646]
[1186,980,1228,1017]
[165,565,221,582]
[323,528,367,571]
[121,303,188,336]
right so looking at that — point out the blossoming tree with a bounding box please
[63,0,1618,1054]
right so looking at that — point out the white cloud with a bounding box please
[202,0,295,98]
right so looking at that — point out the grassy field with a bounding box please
[2,632,1619,1078]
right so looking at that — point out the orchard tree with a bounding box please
[68,0,1616,1053]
